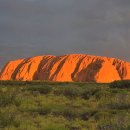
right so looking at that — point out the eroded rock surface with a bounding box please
[0,54,130,83]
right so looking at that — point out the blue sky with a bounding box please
[0,0,130,68]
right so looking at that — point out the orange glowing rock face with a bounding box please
[0,54,130,83]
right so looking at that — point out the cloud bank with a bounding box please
[0,0,130,68]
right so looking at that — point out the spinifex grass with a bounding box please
[0,80,130,130]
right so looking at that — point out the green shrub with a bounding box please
[97,124,127,130]
[62,108,78,120]
[0,112,15,128]
[53,87,63,96]
[0,80,27,86]
[12,120,20,128]
[14,98,22,107]
[0,80,56,86]
[28,106,51,115]
[110,80,130,89]
[95,90,112,100]
[80,110,97,121]
[67,125,81,130]
[26,85,52,94]
[52,105,65,116]
[0,92,16,107]
[126,125,130,130]
[63,87,79,98]
[54,86,81,98]
[44,125,69,130]
[81,88,100,100]
[108,103,130,110]
[52,106,78,120]
[94,112,112,121]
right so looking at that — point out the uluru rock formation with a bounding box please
[0,54,130,83]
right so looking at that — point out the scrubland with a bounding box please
[0,80,130,130]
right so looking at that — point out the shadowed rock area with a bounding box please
[0,54,130,83]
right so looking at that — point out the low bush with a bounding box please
[0,80,56,86]
[66,123,81,130]
[94,112,112,121]
[53,87,63,96]
[54,86,81,99]
[0,80,27,86]
[62,87,81,99]
[52,106,78,120]
[108,103,130,110]
[0,92,16,107]
[62,108,78,120]
[44,125,69,130]
[28,106,51,116]
[14,98,22,107]
[97,124,127,130]
[26,85,52,94]
[80,110,97,121]
[0,112,15,128]
[12,120,20,128]
[95,90,112,100]
[81,88,100,100]
[110,80,130,89]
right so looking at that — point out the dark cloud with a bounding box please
[0,0,130,68]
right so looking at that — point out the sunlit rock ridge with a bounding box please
[0,54,130,83]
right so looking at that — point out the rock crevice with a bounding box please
[0,54,130,83]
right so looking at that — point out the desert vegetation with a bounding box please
[0,80,130,130]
